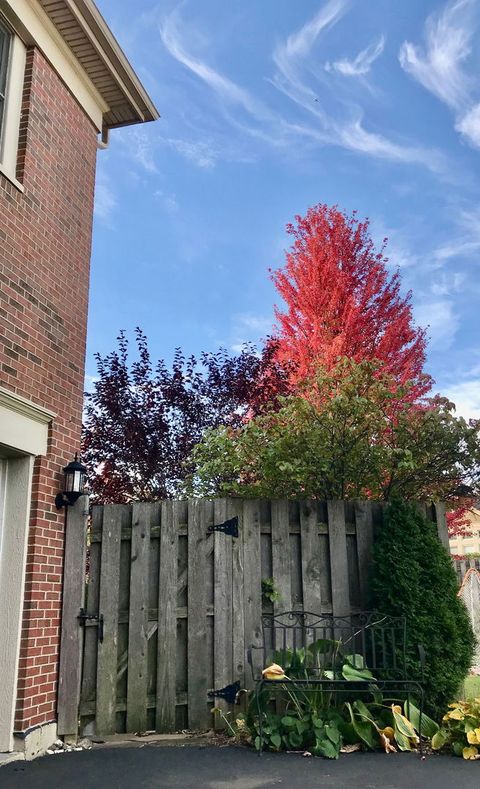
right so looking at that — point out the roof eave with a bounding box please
[63,0,159,126]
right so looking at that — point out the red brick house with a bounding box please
[0,0,157,758]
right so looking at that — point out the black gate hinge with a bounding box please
[208,681,241,705]
[78,608,104,643]
[207,516,238,538]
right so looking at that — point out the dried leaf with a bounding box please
[340,743,361,753]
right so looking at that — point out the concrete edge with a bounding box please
[13,722,57,761]
[0,751,25,767]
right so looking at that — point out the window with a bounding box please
[0,22,10,145]
[0,22,10,139]
[0,17,25,187]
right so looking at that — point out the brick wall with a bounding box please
[0,46,97,731]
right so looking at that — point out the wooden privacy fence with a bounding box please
[57,497,447,738]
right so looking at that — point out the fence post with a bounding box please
[57,494,89,740]
[433,502,450,552]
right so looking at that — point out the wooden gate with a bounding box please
[57,497,448,738]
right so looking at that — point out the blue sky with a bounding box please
[89,0,480,417]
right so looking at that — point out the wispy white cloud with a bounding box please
[167,138,218,168]
[325,35,385,76]
[126,128,159,172]
[455,103,480,148]
[414,299,459,349]
[433,206,480,261]
[430,271,466,296]
[282,0,348,61]
[158,2,443,173]
[228,313,274,353]
[236,314,273,334]
[159,7,272,123]
[337,119,443,168]
[441,379,480,419]
[94,173,116,222]
[272,5,444,171]
[84,373,99,393]
[399,0,480,149]
[399,0,473,110]
[154,189,179,213]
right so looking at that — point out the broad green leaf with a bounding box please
[281,716,297,728]
[308,638,340,655]
[392,707,418,740]
[313,738,340,759]
[394,729,412,751]
[345,653,365,669]
[254,736,261,751]
[406,702,439,738]
[270,732,282,749]
[342,663,375,682]
[431,730,447,750]
[345,702,375,749]
[288,731,303,748]
[338,721,358,744]
[296,719,310,735]
[452,741,464,757]
[325,724,341,745]
[353,699,374,723]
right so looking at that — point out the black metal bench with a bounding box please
[248,610,424,754]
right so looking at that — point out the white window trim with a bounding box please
[0,389,54,751]
[0,386,55,456]
[0,17,25,191]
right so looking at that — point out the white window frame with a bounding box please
[0,15,26,190]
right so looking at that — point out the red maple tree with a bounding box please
[271,204,431,401]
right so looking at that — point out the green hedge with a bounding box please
[370,499,474,718]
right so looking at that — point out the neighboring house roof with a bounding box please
[37,0,159,128]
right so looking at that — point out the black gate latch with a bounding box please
[207,516,238,538]
[78,608,104,643]
[208,681,241,705]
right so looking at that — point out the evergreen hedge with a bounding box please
[370,499,474,718]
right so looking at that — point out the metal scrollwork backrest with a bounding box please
[259,610,408,680]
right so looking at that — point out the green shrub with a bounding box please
[370,500,474,718]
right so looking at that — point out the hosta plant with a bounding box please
[244,654,438,757]
[433,699,480,760]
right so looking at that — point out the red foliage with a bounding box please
[271,204,432,401]
[447,505,474,539]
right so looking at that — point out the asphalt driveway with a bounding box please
[1,744,478,789]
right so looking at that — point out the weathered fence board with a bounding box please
[187,499,208,729]
[355,501,375,609]
[96,505,124,733]
[73,497,446,736]
[243,500,263,688]
[126,503,158,733]
[213,499,233,726]
[232,499,245,697]
[156,501,177,732]
[327,500,350,618]
[300,501,322,614]
[57,495,89,737]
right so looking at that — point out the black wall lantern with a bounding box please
[55,454,87,510]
